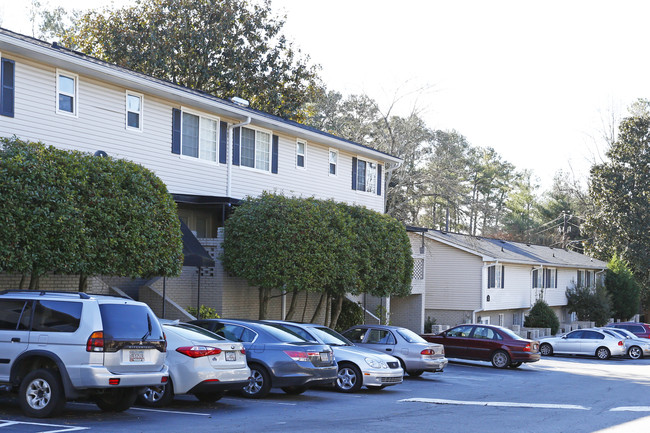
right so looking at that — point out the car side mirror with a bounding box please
[561,335,567,339]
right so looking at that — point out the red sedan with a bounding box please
[422,324,540,369]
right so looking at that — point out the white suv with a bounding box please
[0,290,169,418]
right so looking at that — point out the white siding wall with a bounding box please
[0,51,386,212]
[484,264,533,311]
[424,238,482,310]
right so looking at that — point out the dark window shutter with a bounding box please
[351,157,357,190]
[1,59,15,118]
[171,108,181,155]
[219,121,228,164]
[377,164,382,196]
[232,127,240,166]
[271,134,279,174]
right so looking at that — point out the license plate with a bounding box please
[225,351,236,361]
[129,350,144,362]
[320,352,329,362]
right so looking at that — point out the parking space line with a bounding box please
[400,398,590,410]
[610,407,650,412]
[0,419,89,432]
[128,407,212,416]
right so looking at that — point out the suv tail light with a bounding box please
[523,344,531,352]
[162,333,167,353]
[87,331,105,352]
[176,346,222,358]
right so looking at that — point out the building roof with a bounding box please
[0,27,401,164]
[413,228,608,270]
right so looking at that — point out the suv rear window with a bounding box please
[32,300,82,332]
[99,304,163,340]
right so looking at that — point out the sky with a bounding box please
[1,0,648,191]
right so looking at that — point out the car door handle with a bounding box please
[385,348,392,352]
[11,338,20,343]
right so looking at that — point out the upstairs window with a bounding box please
[181,110,219,162]
[126,92,143,131]
[329,149,338,175]
[1,56,15,118]
[532,269,542,288]
[296,139,306,168]
[543,268,557,288]
[56,70,77,116]
[241,126,271,171]
[488,264,504,288]
[355,158,377,193]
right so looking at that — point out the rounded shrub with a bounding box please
[524,299,560,335]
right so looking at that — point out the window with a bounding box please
[488,265,504,288]
[447,325,473,338]
[342,328,366,343]
[329,149,338,175]
[472,326,500,340]
[532,269,542,288]
[296,139,306,168]
[543,268,557,288]
[126,92,143,130]
[181,110,219,162]
[0,299,28,330]
[241,126,271,171]
[365,329,396,345]
[99,304,163,339]
[354,158,377,193]
[1,57,15,118]
[32,301,82,333]
[577,270,594,288]
[56,70,77,116]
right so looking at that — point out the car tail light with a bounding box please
[618,340,624,346]
[162,333,167,353]
[283,350,310,362]
[523,344,531,352]
[86,331,105,352]
[176,346,222,358]
[240,348,246,355]
[421,349,435,355]
[161,376,168,383]
[109,378,120,385]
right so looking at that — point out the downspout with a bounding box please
[226,117,251,198]
[474,260,499,323]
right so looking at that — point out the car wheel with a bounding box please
[18,369,66,418]
[281,386,308,395]
[491,350,510,369]
[336,363,362,393]
[596,347,611,360]
[406,370,424,377]
[540,343,553,356]
[510,362,523,368]
[194,391,224,403]
[628,346,643,360]
[242,365,271,399]
[138,381,174,407]
[95,388,137,412]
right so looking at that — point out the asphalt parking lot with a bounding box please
[2,356,650,433]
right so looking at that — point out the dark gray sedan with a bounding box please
[190,319,337,398]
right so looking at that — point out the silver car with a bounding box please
[342,324,447,376]
[539,328,626,359]
[601,327,650,359]
[138,321,250,407]
[268,321,404,392]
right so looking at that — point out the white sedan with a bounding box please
[539,328,626,360]
[138,320,250,407]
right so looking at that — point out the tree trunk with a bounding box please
[19,273,28,290]
[258,287,271,319]
[78,274,88,292]
[310,292,326,323]
[28,272,39,290]
[324,292,332,327]
[301,292,309,322]
[329,295,345,330]
[285,289,300,321]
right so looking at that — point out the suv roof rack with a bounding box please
[0,290,91,299]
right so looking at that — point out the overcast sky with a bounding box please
[1,0,647,190]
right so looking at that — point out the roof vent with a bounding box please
[52,41,59,49]
[231,97,250,107]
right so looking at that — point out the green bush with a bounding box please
[424,316,437,333]
[566,283,612,326]
[334,298,364,333]
[187,305,220,319]
[524,299,560,335]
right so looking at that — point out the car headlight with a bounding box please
[365,357,388,369]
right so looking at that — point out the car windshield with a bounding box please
[495,326,525,340]
[310,327,352,346]
[396,328,427,343]
[259,323,310,343]
[166,322,226,341]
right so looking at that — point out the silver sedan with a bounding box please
[267,321,404,393]
[601,327,650,359]
[539,328,626,359]
[342,324,447,376]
